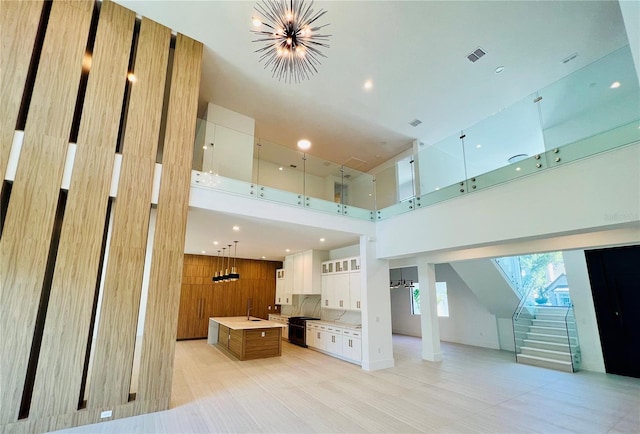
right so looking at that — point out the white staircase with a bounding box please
[515,307,580,373]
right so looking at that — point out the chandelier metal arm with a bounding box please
[251,0,331,83]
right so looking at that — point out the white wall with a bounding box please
[377,143,640,259]
[390,287,421,337]
[389,265,501,350]
[329,243,360,260]
[203,104,255,182]
[435,264,501,350]
[563,249,606,373]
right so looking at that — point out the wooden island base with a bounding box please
[211,318,284,361]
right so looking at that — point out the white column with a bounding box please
[416,256,442,361]
[360,234,394,371]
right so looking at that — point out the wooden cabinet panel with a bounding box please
[178,255,282,338]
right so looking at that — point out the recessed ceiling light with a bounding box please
[297,139,311,150]
[495,66,504,74]
[515,167,522,172]
[201,250,206,254]
[320,238,325,242]
[213,241,218,245]
[285,249,290,252]
[278,166,284,171]
[363,79,373,90]
[610,81,621,89]
[261,256,266,259]
[476,144,482,149]
[127,72,137,83]
[435,187,440,191]
[232,225,240,231]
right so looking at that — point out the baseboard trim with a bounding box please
[362,358,395,371]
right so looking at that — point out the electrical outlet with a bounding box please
[268,305,271,310]
[261,331,265,337]
[100,410,112,419]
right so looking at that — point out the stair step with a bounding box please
[532,319,568,327]
[520,346,572,362]
[523,339,576,352]
[535,307,570,314]
[526,332,576,344]
[535,313,569,321]
[517,353,574,372]
[529,325,570,336]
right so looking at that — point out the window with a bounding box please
[436,282,449,317]
[410,283,420,315]
[410,282,449,317]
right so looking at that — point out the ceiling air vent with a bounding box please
[467,47,487,63]
[409,119,422,127]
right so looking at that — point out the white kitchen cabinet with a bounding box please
[342,329,362,363]
[307,323,326,350]
[306,324,315,348]
[325,326,343,356]
[349,271,361,311]
[321,256,361,311]
[285,250,327,295]
[306,321,361,365]
[275,268,291,305]
[321,272,339,309]
[268,314,289,340]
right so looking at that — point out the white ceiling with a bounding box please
[184,207,360,261]
[115,0,631,260]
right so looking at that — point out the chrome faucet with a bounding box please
[247,298,252,320]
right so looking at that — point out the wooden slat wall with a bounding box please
[178,255,282,339]
[0,0,44,179]
[89,18,171,408]
[0,0,94,425]
[1,1,206,431]
[28,1,135,419]
[136,34,202,402]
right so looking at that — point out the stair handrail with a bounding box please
[512,284,536,321]
[564,303,580,372]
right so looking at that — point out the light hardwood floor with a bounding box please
[54,335,639,433]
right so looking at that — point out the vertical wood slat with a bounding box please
[0,0,44,180]
[89,17,171,409]
[137,34,202,402]
[0,1,94,425]
[29,1,135,419]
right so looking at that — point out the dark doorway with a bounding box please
[585,245,640,378]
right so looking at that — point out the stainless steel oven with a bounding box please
[288,316,319,347]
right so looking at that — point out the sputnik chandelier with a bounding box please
[251,0,331,83]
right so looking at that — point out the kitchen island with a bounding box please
[208,317,285,361]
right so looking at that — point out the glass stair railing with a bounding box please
[513,293,581,372]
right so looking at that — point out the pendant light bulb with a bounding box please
[229,241,240,281]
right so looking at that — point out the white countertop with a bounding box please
[210,316,287,330]
[307,320,362,330]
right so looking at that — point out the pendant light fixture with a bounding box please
[219,247,227,282]
[223,244,232,281]
[229,241,240,281]
[212,249,222,283]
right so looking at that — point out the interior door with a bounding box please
[585,245,640,378]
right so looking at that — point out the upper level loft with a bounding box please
[191,45,640,221]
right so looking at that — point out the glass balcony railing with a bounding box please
[191,45,639,221]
